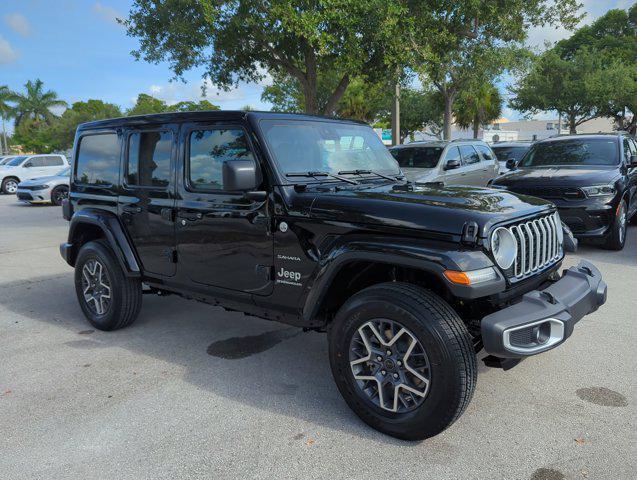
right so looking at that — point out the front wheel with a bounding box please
[328,282,477,440]
[51,185,69,206]
[74,240,142,331]
[1,177,19,194]
[604,200,627,251]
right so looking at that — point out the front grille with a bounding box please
[508,213,562,280]
[510,186,584,200]
[17,192,33,200]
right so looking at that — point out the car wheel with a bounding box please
[1,177,19,194]
[604,200,627,251]
[51,185,69,206]
[328,282,477,440]
[74,240,142,331]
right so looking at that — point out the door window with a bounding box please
[126,131,172,187]
[459,145,480,164]
[187,128,254,191]
[475,145,495,161]
[443,146,462,163]
[76,133,120,186]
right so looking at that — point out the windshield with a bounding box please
[492,146,529,162]
[260,119,400,178]
[57,167,71,176]
[521,139,619,167]
[6,156,27,166]
[0,157,10,165]
[390,146,443,169]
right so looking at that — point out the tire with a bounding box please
[604,200,627,251]
[1,177,19,194]
[50,185,69,206]
[74,240,142,331]
[328,282,477,440]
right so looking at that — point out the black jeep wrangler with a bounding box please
[60,111,607,440]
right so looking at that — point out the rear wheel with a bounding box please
[604,200,627,251]
[51,185,69,206]
[74,240,142,330]
[328,282,477,440]
[1,177,19,194]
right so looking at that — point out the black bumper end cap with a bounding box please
[60,242,74,266]
[482,355,523,371]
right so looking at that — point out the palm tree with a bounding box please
[13,79,66,127]
[0,85,17,154]
[455,83,503,139]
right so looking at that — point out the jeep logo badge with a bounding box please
[276,267,302,286]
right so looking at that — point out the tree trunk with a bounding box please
[323,75,351,117]
[443,95,454,140]
[472,114,480,139]
[569,114,577,134]
[0,116,7,154]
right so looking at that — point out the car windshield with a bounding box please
[259,119,400,178]
[521,139,619,167]
[390,146,443,169]
[492,146,529,162]
[6,156,27,166]
[57,167,71,176]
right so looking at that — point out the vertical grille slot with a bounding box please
[505,213,563,281]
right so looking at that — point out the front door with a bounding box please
[175,122,273,296]
[458,145,484,185]
[118,125,177,277]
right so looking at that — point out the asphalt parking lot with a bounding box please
[0,194,635,480]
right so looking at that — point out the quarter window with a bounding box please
[459,145,480,164]
[127,131,172,187]
[76,133,120,186]
[188,128,254,190]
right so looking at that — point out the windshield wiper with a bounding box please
[337,169,400,181]
[286,171,359,185]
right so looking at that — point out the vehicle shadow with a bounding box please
[0,274,436,447]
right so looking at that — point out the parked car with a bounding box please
[16,166,71,206]
[491,133,637,250]
[60,111,606,441]
[389,139,498,186]
[0,154,69,194]
[490,141,533,174]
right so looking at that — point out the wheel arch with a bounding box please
[64,209,140,276]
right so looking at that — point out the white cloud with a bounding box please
[92,2,122,25]
[3,12,32,37]
[0,35,19,64]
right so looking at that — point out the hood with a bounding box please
[493,166,619,188]
[298,182,552,238]
[19,174,68,185]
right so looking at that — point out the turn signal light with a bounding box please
[444,267,498,285]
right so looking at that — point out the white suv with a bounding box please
[0,154,69,194]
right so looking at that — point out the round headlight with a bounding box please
[555,212,564,245]
[491,227,517,270]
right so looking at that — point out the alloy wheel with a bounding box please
[349,319,431,413]
[618,204,626,245]
[5,180,18,194]
[81,259,112,315]
[53,187,68,205]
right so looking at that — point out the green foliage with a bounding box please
[12,117,55,154]
[47,100,122,151]
[171,100,220,112]
[12,79,66,126]
[455,83,503,138]
[123,0,406,115]
[397,88,445,141]
[263,73,391,123]
[127,93,170,116]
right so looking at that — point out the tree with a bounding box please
[393,87,445,141]
[262,73,391,123]
[455,83,503,139]
[12,79,66,127]
[122,0,405,116]
[170,100,220,112]
[0,85,17,154]
[127,93,170,116]
[12,117,55,154]
[407,1,580,139]
[48,100,122,151]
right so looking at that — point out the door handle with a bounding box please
[177,211,203,222]
[122,205,142,214]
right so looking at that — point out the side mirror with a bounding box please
[222,159,262,192]
[444,159,461,171]
[505,158,517,170]
[630,155,637,168]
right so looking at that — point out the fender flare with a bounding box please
[301,240,503,323]
[64,209,141,276]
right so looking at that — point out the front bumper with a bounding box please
[16,187,52,203]
[481,260,606,359]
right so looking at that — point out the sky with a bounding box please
[0,0,632,134]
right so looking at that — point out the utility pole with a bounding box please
[391,83,400,146]
[0,116,6,155]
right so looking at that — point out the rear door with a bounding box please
[41,155,66,175]
[475,145,498,184]
[624,137,637,217]
[119,125,177,277]
[458,145,483,185]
